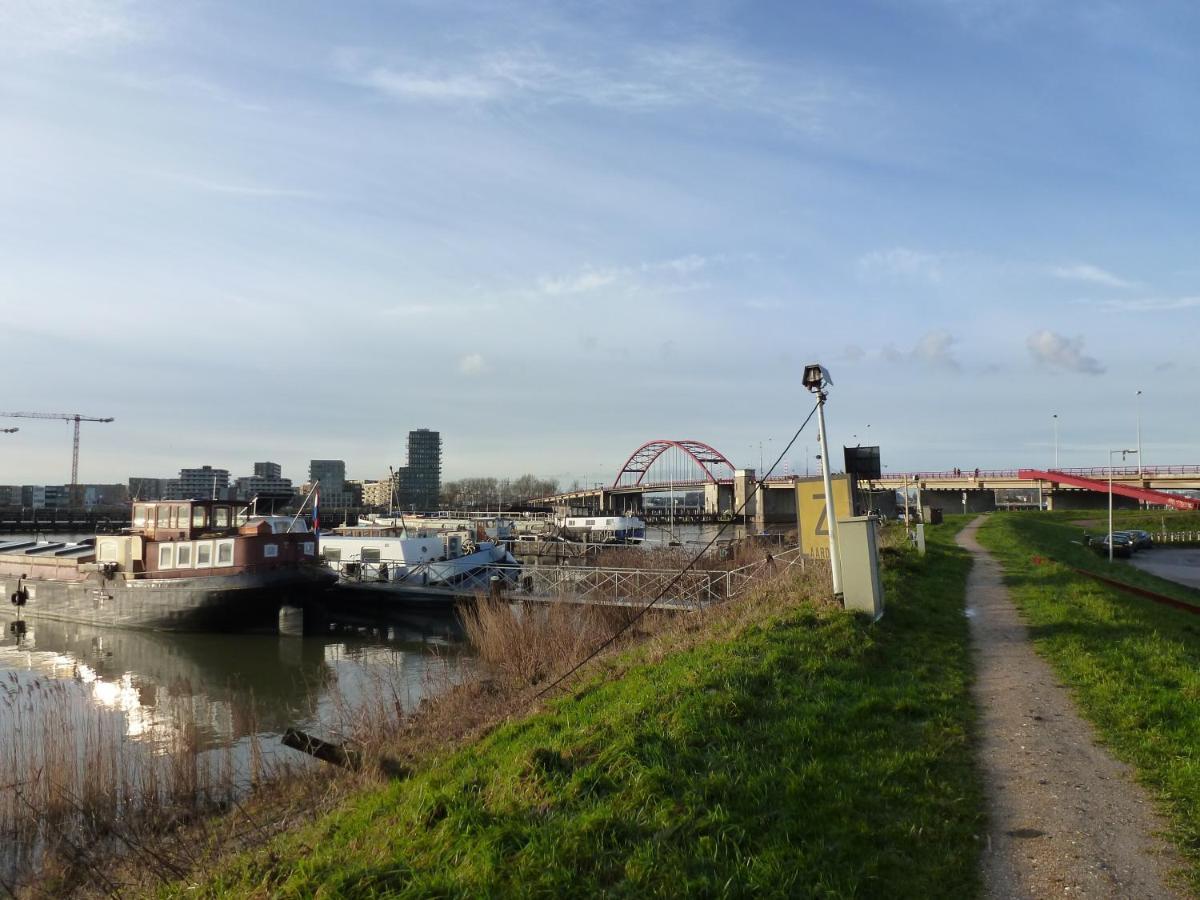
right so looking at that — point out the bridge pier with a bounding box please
[923,489,996,515]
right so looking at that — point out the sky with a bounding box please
[2,0,1198,489]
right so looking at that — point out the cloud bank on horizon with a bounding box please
[0,0,1197,486]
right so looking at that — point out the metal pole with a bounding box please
[1108,453,1114,564]
[815,392,843,596]
[903,475,911,536]
[1136,390,1143,477]
[1052,414,1059,469]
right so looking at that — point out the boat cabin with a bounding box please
[92,500,317,579]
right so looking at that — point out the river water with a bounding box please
[0,530,473,787]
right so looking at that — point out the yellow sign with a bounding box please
[796,476,853,555]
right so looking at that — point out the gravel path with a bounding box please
[959,516,1186,899]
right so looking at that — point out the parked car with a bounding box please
[1088,532,1134,558]
[1125,529,1154,550]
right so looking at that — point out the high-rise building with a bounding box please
[175,466,231,500]
[235,461,294,509]
[254,461,282,480]
[394,429,442,510]
[309,459,350,507]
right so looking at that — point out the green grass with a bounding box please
[986,511,1200,607]
[1059,508,1200,534]
[175,525,983,899]
[978,514,1200,890]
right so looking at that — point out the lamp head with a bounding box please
[803,363,832,393]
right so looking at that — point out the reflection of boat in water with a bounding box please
[321,519,520,598]
[0,604,469,748]
[0,612,328,743]
[0,499,335,631]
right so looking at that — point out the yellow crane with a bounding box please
[0,412,114,499]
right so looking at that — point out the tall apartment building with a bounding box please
[394,428,442,511]
[254,461,282,480]
[235,460,294,508]
[174,466,230,500]
[309,459,350,507]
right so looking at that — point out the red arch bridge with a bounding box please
[530,441,1200,521]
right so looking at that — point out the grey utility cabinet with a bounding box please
[838,516,884,621]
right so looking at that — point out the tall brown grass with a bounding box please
[0,672,276,895]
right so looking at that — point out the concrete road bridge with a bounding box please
[533,441,1200,520]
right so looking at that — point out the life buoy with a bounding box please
[10,588,28,607]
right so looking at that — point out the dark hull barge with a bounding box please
[2,499,335,632]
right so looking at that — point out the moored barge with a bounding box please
[1,499,335,631]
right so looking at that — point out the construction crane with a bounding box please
[0,412,114,498]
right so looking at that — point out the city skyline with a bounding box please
[2,1,1196,484]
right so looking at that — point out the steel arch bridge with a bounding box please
[612,439,736,489]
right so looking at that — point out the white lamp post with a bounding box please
[1136,390,1144,477]
[1052,413,1059,470]
[803,363,843,596]
[1108,448,1138,563]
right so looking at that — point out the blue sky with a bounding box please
[2,0,1197,488]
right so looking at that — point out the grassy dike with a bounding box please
[174,526,982,899]
[978,514,1200,891]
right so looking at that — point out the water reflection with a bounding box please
[0,606,471,755]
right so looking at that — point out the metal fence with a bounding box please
[326,545,817,608]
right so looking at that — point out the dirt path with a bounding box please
[959,516,1186,898]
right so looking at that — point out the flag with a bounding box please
[312,487,320,537]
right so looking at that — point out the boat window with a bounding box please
[176,543,192,568]
[324,548,341,561]
[98,540,118,562]
[303,542,315,556]
[176,505,189,528]
[214,507,230,528]
[132,506,147,528]
[158,543,175,569]
[362,548,381,563]
[192,507,208,528]
[585,520,595,526]
[195,542,213,568]
[264,544,278,558]
[216,540,234,566]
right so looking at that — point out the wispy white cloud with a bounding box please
[158,171,323,200]
[0,0,142,54]
[1026,330,1105,375]
[882,330,960,370]
[538,267,622,296]
[857,247,943,284]
[1087,295,1200,312]
[458,353,487,375]
[339,44,857,132]
[1051,262,1135,289]
[536,255,715,298]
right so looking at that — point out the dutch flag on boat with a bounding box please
[312,487,320,538]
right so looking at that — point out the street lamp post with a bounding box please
[1136,390,1144,477]
[803,364,843,597]
[1052,413,1059,470]
[1108,448,1138,563]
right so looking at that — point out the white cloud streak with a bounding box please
[0,0,142,54]
[1051,262,1135,289]
[340,44,855,132]
[1025,330,1105,375]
